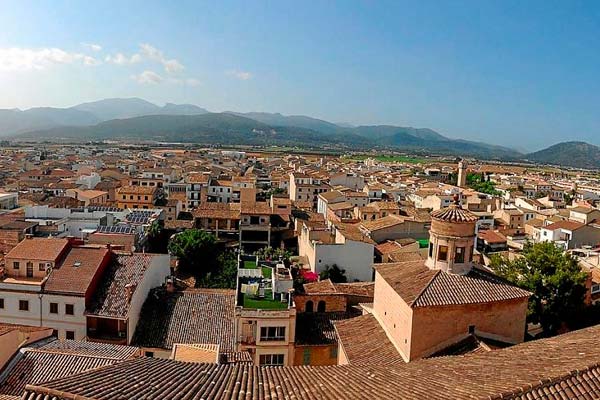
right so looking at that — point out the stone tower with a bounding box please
[425,196,478,275]
[457,159,468,188]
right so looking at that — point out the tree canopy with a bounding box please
[319,264,348,283]
[168,229,219,278]
[490,241,588,336]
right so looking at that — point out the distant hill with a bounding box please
[72,98,208,120]
[16,113,371,148]
[4,97,524,159]
[227,112,344,135]
[0,98,209,136]
[0,108,99,135]
[525,141,600,169]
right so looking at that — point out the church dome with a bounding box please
[431,204,478,223]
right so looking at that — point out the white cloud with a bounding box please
[105,52,142,65]
[226,69,253,80]
[140,43,184,73]
[131,70,163,84]
[0,47,100,71]
[185,78,201,86]
[81,42,102,52]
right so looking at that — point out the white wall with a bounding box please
[0,292,87,340]
[127,254,170,343]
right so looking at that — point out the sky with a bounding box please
[1,0,600,151]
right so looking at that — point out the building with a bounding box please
[298,221,375,282]
[0,237,169,342]
[335,199,531,363]
[116,185,157,209]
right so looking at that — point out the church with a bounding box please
[335,197,531,363]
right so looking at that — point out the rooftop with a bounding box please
[374,262,531,308]
[132,288,236,352]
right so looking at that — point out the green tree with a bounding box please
[197,251,238,289]
[168,229,218,278]
[490,241,588,336]
[254,246,292,263]
[319,264,348,283]
[147,220,167,253]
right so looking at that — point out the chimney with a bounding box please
[125,283,137,303]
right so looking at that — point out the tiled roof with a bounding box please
[296,310,362,345]
[116,185,156,195]
[478,229,508,244]
[44,247,110,296]
[86,253,159,318]
[333,282,375,298]
[132,288,236,351]
[302,279,337,294]
[360,214,405,231]
[334,313,406,365]
[35,339,139,359]
[431,204,478,223]
[0,341,135,397]
[5,238,69,261]
[544,220,585,231]
[193,203,240,220]
[375,262,531,308]
[23,318,600,400]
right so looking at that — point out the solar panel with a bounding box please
[96,225,136,234]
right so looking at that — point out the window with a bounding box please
[438,245,448,261]
[592,284,600,294]
[51,329,58,337]
[468,325,476,334]
[330,346,338,359]
[19,300,29,311]
[260,326,286,341]
[317,300,326,312]
[145,351,155,357]
[0,298,4,309]
[49,302,58,314]
[13,261,19,270]
[259,354,284,366]
[66,331,75,340]
[65,304,74,315]
[428,243,434,258]
[303,348,311,365]
[39,263,46,271]
[305,300,314,313]
[455,247,465,263]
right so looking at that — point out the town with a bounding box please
[0,143,599,398]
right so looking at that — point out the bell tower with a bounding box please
[458,159,468,188]
[425,195,478,275]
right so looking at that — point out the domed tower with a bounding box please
[425,195,478,275]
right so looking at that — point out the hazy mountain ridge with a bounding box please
[0,98,209,135]
[525,141,600,169]
[1,97,526,159]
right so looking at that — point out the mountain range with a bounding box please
[1,98,599,168]
[525,141,600,169]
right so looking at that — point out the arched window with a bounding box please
[317,300,326,312]
[305,300,314,313]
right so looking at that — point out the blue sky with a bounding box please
[1,0,600,151]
